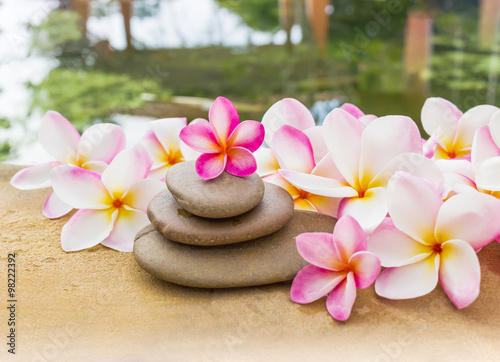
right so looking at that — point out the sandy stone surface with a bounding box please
[1,163,500,361]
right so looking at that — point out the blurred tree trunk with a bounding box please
[70,0,90,39]
[279,0,295,53]
[305,0,330,57]
[478,0,500,49]
[119,0,134,50]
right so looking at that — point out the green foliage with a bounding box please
[0,117,10,129]
[215,0,280,32]
[30,68,171,131]
[28,9,83,55]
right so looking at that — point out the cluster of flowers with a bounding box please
[11,96,500,321]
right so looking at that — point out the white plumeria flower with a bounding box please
[369,172,500,309]
[140,117,188,180]
[10,111,126,218]
[51,145,165,252]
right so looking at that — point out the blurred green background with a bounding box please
[1,0,499,162]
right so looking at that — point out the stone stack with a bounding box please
[134,161,337,288]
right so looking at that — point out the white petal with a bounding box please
[149,117,187,154]
[434,192,500,250]
[51,165,112,209]
[453,105,498,152]
[488,110,500,147]
[10,162,59,190]
[279,170,358,198]
[359,116,422,189]
[61,209,117,252]
[311,153,345,180]
[303,126,328,163]
[122,179,166,213]
[254,146,280,177]
[338,187,387,233]
[42,191,73,219]
[77,123,126,164]
[386,172,443,244]
[375,254,440,299]
[475,156,500,191]
[101,207,149,252]
[101,145,152,199]
[471,125,500,171]
[38,111,80,164]
[421,97,462,148]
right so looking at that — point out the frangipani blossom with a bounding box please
[51,145,165,252]
[280,108,443,232]
[10,111,125,219]
[339,102,378,126]
[368,172,500,309]
[141,117,187,180]
[291,215,381,321]
[421,97,498,160]
[258,125,341,216]
[180,97,264,180]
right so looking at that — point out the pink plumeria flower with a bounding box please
[51,145,165,252]
[280,108,443,232]
[141,117,187,180]
[369,172,500,309]
[339,102,378,125]
[257,125,341,217]
[291,215,381,321]
[421,97,498,160]
[179,97,264,180]
[10,111,125,219]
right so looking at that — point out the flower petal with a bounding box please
[488,110,500,147]
[325,272,357,321]
[296,232,345,271]
[141,131,168,169]
[77,123,126,164]
[471,125,500,170]
[38,111,80,164]
[294,198,317,212]
[439,239,480,309]
[61,209,117,252]
[147,165,170,181]
[421,97,462,148]
[208,97,240,143]
[227,120,264,152]
[254,146,280,177]
[122,179,166,213]
[453,105,498,152]
[337,187,387,233]
[149,117,186,154]
[375,254,440,299]
[195,152,227,180]
[368,218,434,267]
[311,153,345,180]
[339,103,365,119]
[323,108,364,189]
[51,165,112,209]
[226,147,257,177]
[262,98,315,146]
[349,251,381,289]
[359,114,378,126]
[291,265,347,304]
[82,160,108,174]
[332,215,366,263]
[101,207,149,252]
[179,122,221,153]
[434,192,500,249]
[262,172,300,197]
[10,162,59,190]
[386,172,443,244]
[306,194,341,218]
[475,156,500,191]
[359,116,422,189]
[279,170,358,198]
[303,126,328,163]
[272,125,315,173]
[101,145,153,199]
[42,191,73,219]
[369,153,444,192]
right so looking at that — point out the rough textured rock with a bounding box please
[166,161,265,218]
[148,183,294,246]
[134,211,337,288]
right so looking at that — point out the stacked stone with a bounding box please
[134,161,337,288]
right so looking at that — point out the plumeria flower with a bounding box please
[179,97,264,180]
[10,111,125,219]
[51,145,165,252]
[421,97,498,160]
[368,172,500,309]
[258,125,341,217]
[140,117,187,180]
[290,215,381,321]
[338,102,378,125]
[280,108,443,232]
